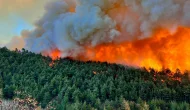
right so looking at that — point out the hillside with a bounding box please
[0,47,190,110]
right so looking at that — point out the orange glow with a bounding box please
[50,49,61,60]
[49,62,55,67]
[76,27,190,72]
[93,71,97,75]
[69,7,75,13]
[49,27,190,72]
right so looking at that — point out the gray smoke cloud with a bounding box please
[7,0,190,58]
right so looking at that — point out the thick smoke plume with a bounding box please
[7,0,190,71]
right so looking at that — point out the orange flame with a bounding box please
[50,49,61,60]
[77,27,190,72]
[49,27,190,72]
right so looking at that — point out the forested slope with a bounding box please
[0,47,190,110]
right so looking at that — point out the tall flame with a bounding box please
[49,27,190,72]
[8,0,190,72]
[76,27,190,72]
[50,49,61,60]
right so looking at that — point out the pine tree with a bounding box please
[0,75,3,88]
[3,85,14,99]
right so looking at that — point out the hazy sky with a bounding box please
[0,0,53,45]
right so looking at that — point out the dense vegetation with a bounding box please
[0,47,190,110]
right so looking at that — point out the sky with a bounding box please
[0,0,53,45]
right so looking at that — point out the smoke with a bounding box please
[8,0,190,59]
[6,36,25,50]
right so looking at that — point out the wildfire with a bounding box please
[49,27,190,72]
[75,26,190,72]
[17,0,190,72]
[50,49,61,60]
[42,1,190,72]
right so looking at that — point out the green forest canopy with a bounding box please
[0,47,190,110]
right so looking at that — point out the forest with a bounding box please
[0,47,190,110]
